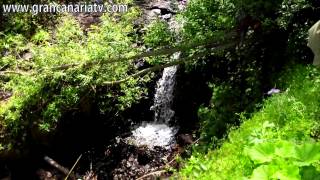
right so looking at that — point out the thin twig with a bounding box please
[0,70,29,76]
[64,154,83,180]
[136,170,167,180]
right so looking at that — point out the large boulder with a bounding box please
[308,20,320,66]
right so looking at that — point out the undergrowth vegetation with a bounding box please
[178,65,320,179]
[174,0,320,179]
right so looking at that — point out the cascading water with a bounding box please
[151,52,180,124]
[151,65,177,123]
[125,0,184,150]
[127,53,180,149]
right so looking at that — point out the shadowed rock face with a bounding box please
[135,0,187,24]
[73,12,102,31]
[308,20,320,66]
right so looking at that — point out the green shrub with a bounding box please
[181,0,234,42]
[144,20,174,48]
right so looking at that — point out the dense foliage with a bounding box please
[1,0,320,179]
[176,0,318,142]
[0,0,155,152]
[175,0,320,179]
[178,65,320,179]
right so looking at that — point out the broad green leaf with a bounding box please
[274,140,296,159]
[271,164,300,180]
[250,163,300,180]
[245,142,275,163]
[294,142,320,166]
[250,165,275,180]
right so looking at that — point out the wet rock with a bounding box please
[107,138,173,179]
[137,148,152,165]
[177,134,193,146]
[134,59,149,70]
[161,13,172,20]
[92,0,104,4]
[36,169,63,180]
[149,8,161,18]
[78,14,101,29]
[73,12,102,31]
[149,1,176,15]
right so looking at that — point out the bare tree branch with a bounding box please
[102,41,236,86]
[102,58,183,85]
[44,156,76,180]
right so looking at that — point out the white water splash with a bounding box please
[127,123,177,149]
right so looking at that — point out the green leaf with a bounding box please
[271,164,300,180]
[200,163,208,171]
[274,140,296,159]
[250,165,275,180]
[250,163,300,180]
[245,142,275,164]
[192,171,200,177]
[294,142,320,166]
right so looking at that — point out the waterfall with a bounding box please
[151,66,177,123]
[126,0,181,148]
[126,53,179,149]
[151,52,180,123]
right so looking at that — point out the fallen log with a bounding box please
[43,155,76,180]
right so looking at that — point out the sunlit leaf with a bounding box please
[245,142,275,163]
